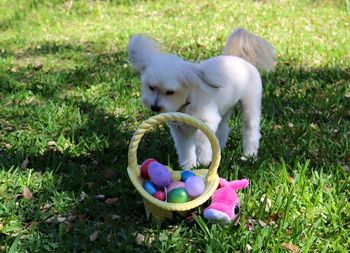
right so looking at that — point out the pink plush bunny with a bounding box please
[203,178,249,223]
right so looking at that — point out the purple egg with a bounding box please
[185,176,205,197]
[148,162,171,187]
[167,181,185,193]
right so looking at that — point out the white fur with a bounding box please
[128,28,275,169]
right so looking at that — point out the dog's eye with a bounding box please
[166,90,175,95]
[149,85,155,91]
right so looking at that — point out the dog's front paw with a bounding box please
[181,159,197,170]
[241,151,258,162]
[197,153,212,167]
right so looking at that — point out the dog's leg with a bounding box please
[195,112,222,166]
[168,123,197,169]
[241,95,261,159]
[216,110,232,150]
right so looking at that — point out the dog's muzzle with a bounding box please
[151,105,161,112]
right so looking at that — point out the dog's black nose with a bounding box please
[151,105,161,112]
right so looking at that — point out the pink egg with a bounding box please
[166,181,185,193]
[185,176,205,197]
[148,162,171,187]
[140,158,157,179]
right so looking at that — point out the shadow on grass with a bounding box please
[0,42,181,250]
[0,97,178,250]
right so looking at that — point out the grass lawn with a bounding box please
[0,0,349,252]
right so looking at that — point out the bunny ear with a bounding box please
[228,179,249,190]
[218,178,230,188]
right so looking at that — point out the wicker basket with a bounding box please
[127,112,221,221]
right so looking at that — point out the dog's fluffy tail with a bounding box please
[223,28,276,71]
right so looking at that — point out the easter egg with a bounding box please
[166,181,185,193]
[148,162,171,187]
[143,181,157,195]
[140,158,157,179]
[153,191,166,201]
[167,188,189,203]
[181,170,196,182]
[185,176,205,197]
[171,171,182,181]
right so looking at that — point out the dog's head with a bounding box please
[128,35,215,113]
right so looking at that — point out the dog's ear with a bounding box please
[182,65,223,92]
[128,35,160,72]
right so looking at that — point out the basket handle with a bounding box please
[128,112,221,183]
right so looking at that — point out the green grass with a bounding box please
[0,0,349,252]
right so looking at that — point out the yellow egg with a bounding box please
[170,171,182,181]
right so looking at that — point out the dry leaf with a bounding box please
[112,155,118,164]
[273,124,283,130]
[23,187,33,199]
[247,218,257,224]
[33,62,43,71]
[24,221,40,229]
[134,233,154,246]
[258,220,267,227]
[95,194,106,200]
[63,0,74,12]
[21,157,29,169]
[245,244,252,253]
[89,231,99,242]
[0,223,3,230]
[79,191,88,202]
[268,213,280,224]
[105,197,118,204]
[87,182,95,188]
[110,214,120,220]
[78,214,88,222]
[67,214,77,222]
[41,203,53,211]
[45,216,55,224]
[280,243,299,253]
[287,176,295,184]
[260,195,272,212]
[103,169,116,178]
[310,123,318,130]
[2,142,12,149]
[135,233,145,245]
[5,126,13,131]
[57,216,66,223]
[10,66,19,73]
[47,141,57,146]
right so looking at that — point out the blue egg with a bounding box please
[143,181,157,195]
[181,170,196,182]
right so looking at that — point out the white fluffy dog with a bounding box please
[128,28,275,169]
